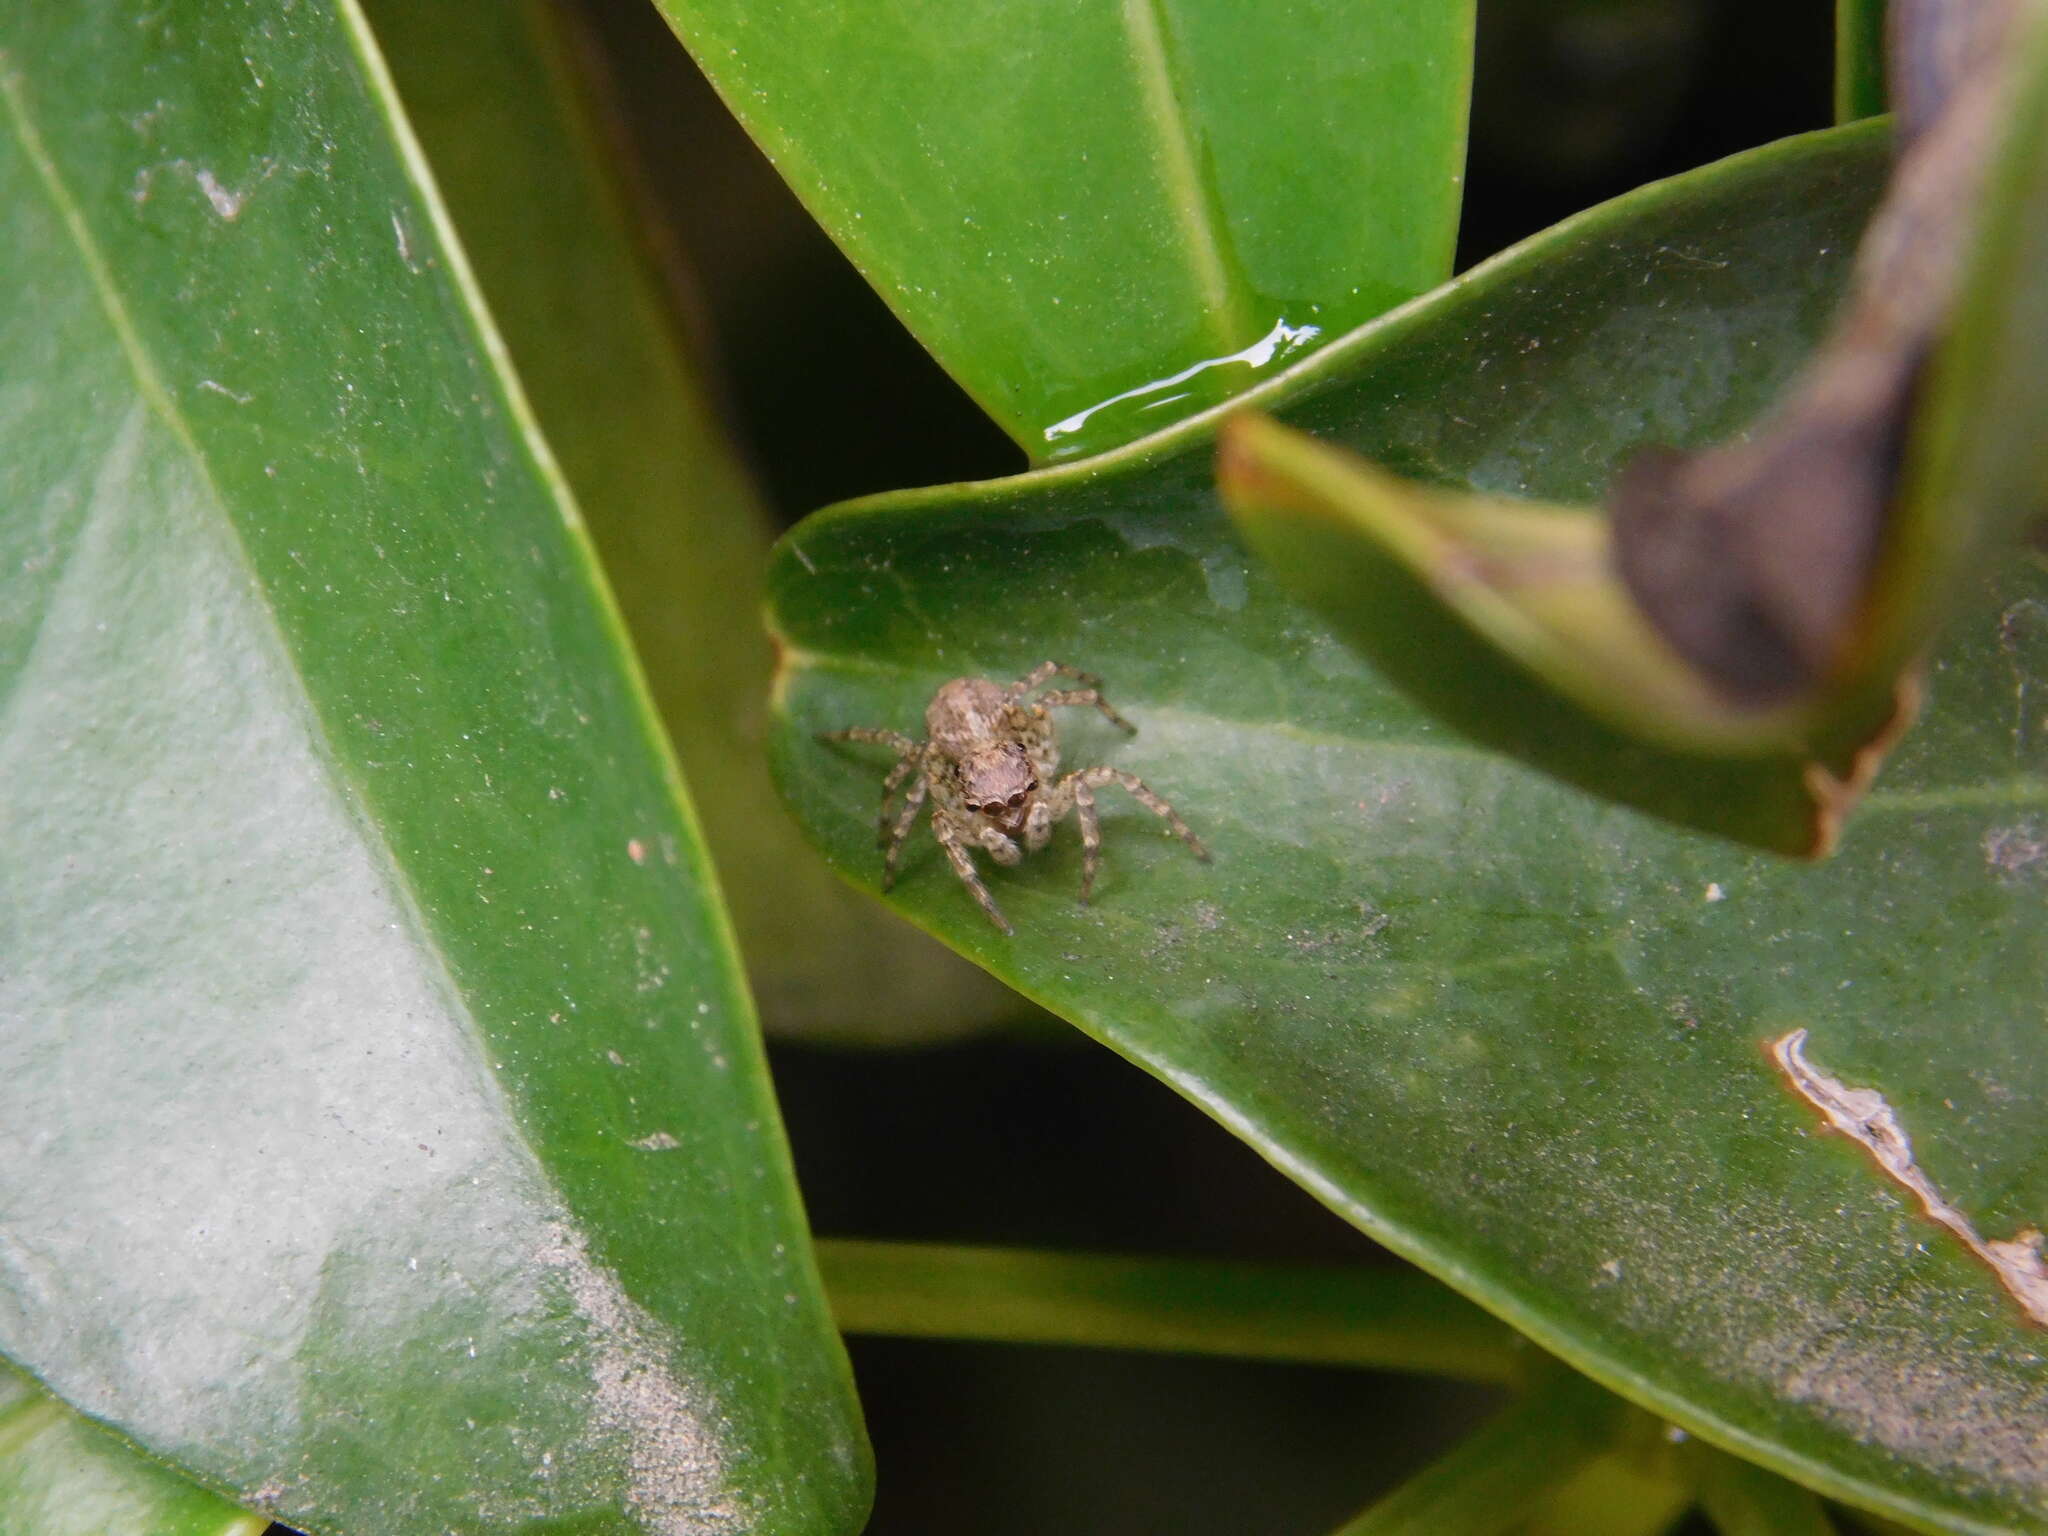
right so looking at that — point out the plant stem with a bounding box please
[814,1238,1524,1382]
[1328,1368,1628,1536]
[1519,1445,1693,1536]
[1836,0,1889,122]
[1687,1440,1837,1536]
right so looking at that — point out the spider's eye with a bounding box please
[1007,791,1026,808]
[981,801,1005,817]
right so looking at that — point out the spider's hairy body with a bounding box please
[822,662,1209,934]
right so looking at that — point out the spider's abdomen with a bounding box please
[925,677,1009,749]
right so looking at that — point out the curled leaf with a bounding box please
[1610,0,2025,708]
[1217,415,1913,856]
[1225,0,2048,855]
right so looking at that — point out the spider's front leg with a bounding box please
[820,725,919,755]
[880,775,929,891]
[931,812,1013,934]
[878,752,921,842]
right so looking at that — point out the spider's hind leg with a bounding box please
[1005,661,1103,702]
[1036,687,1134,734]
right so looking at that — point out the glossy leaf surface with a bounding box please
[359,0,1013,1045]
[770,124,2048,1532]
[645,0,1474,459]
[0,1367,261,1536]
[0,5,863,1532]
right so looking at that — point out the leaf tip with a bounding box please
[1799,667,1925,857]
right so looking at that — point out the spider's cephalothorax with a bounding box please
[821,662,1209,934]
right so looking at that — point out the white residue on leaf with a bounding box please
[130,157,274,219]
[628,1132,682,1152]
[1772,1028,2048,1326]
[537,1223,743,1535]
[1983,822,2048,875]
[194,167,245,219]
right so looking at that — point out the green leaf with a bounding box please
[356,0,1015,1044]
[0,5,863,1533]
[0,1366,263,1536]
[644,0,1474,459]
[769,122,2048,1532]
[1837,0,1889,122]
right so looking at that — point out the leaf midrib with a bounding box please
[1121,0,1254,357]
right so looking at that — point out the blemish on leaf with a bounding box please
[536,1224,742,1534]
[1772,1029,2048,1326]
[390,209,419,272]
[1983,822,2048,876]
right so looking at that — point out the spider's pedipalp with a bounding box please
[969,820,1023,866]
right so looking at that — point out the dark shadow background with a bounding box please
[364,3,1849,1531]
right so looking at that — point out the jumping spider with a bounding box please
[821,662,1209,934]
